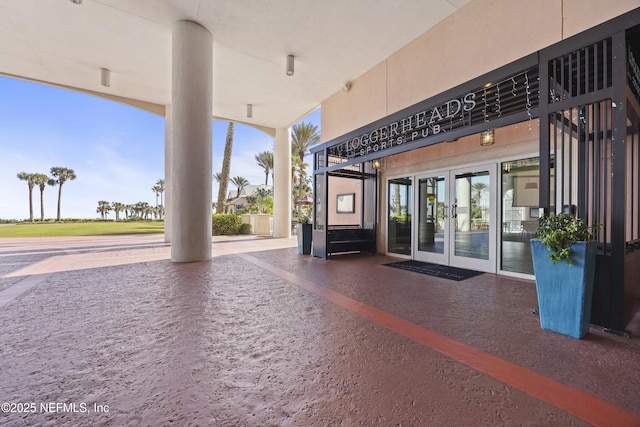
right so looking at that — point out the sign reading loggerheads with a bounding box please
[340,94,476,159]
[326,68,539,161]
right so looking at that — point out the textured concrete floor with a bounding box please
[0,234,639,426]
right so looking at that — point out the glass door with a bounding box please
[387,177,412,255]
[414,165,496,273]
[415,174,448,265]
[450,165,496,272]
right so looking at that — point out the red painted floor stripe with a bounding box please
[239,253,640,427]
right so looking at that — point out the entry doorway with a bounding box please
[387,177,412,255]
[414,164,497,273]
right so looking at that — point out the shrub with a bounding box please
[212,214,242,235]
[239,223,252,235]
[536,213,600,265]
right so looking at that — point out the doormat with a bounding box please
[384,260,484,281]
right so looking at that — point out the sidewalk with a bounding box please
[0,234,639,426]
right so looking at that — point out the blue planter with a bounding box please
[530,239,596,339]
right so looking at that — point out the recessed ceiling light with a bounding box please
[69,0,83,4]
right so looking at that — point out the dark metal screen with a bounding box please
[543,23,640,331]
[549,101,612,254]
[547,32,640,254]
[627,24,640,249]
[548,38,612,103]
[546,37,618,256]
[627,113,640,248]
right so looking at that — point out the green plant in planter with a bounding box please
[535,212,600,265]
[298,212,311,224]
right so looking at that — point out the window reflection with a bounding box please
[501,158,539,274]
[388,177,412,255]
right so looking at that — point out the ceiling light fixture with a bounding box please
[286,55,295,76]
[100,68,110,87]
[246,104,253,118]
[69,0,83,4]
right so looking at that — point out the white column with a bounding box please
[273,127,291,238]
[170,20,213,262]
[164,104,172,243]
[457,177,471,232]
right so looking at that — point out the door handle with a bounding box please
[443,205,448,218]
[451,204,457,219]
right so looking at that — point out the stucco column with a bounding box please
[273,127,291,238]
[170,20,213,262]
[164,104,172,243]
[456,177,471,232]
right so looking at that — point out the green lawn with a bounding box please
[0,221,165,238]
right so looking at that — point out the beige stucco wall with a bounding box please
[321,62,387,144]
[385,0,561,117]
[563,0,640,38]
[379,121,539,179]
[327,176,362,225]
[321,0,640,143]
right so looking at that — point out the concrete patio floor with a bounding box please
[0,234,639,426]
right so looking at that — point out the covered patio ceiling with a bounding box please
[0,0,471,131]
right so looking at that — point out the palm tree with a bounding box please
[230,176,249,198]
[471,181,488,221]
[132,202,143,218]
[291,157,310,221]
[291,122,320,221]
[155,179,165,207]
[50,167,77,221]
[152,184,161,207]
[141,202,153,220]
[255,151,273,186]
[130,202,139,218]
[471,182,488,206]
[96,200,111,219]
[291,122,320,164]
[132,201,151,219]
[17,172,37,222]
[216,122,234,213]
[111,202,125,221]
[32,173,54,221]
[152,206,160,220]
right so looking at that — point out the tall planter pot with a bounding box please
[530,239,597,339]
[297,223,312,255]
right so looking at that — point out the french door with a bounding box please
[414,164,497,273]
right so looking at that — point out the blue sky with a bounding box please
[0,76,320,220]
